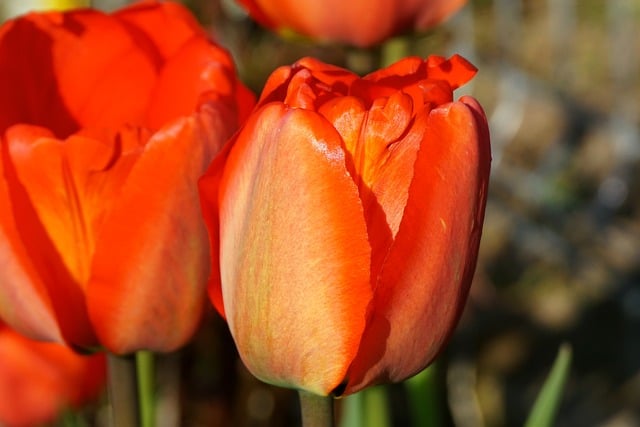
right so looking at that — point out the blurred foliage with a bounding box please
[524,344,572,427]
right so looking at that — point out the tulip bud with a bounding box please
[200,54,490,395]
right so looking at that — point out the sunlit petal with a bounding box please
[217,104,373,395]
[88,109,232,354]
[347,100,490,392]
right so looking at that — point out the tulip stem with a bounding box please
[107,354,140,427]
[380,36,410,68]
[299,391,335,427]
[136,351,156,427]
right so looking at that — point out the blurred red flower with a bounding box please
[200,55,491,395]
[0,321,105,427]
[0,1,255,354]
[235,0,467,46]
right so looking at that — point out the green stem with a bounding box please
[339,392,363,427]
[299,391,335,427]
[60,408,88,427]
[380,36,410,67]
[340,387,391,427]
[106,354,139,427]
[136,351,156,427]
[361,387,391,427]
[406,364,442,427]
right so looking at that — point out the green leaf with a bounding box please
[524,343,572,427]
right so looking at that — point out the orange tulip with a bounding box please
[0,1,255,353]
[0,321,105,427]
[235,0,467,46]
[199,55,491,395]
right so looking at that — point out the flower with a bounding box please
[199,55,491,395]
[0,321,105,427]
[234,0,467,46]
[0,1,255,353]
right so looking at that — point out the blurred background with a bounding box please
[1,0,639,426]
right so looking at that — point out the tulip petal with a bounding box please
[199,142,235,319]
[251,0,397,46]
[119,5,255,130]
[87,107,232,354]
[364,55,477,92]
[259,59,356,109]
[293,57,358,93]
[0,323,105,427]
[146,37,237,130]
[238,0,466,47]
[0,17,78,137]
[0,1,249,354]
[50,11,158,132]
[346,99,491,393]
[0,128,62,343]
[319,92,416,226]
[0,125,135,347]
[218,103,372,395]
[0,9,160,137]
[319,92,421,280]
[114,1,205,61]
[0,9,159,138]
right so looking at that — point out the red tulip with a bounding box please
[0,1,255,353]
[235,0,467,46]
[199,55,490,395]
[0,321,105,427]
